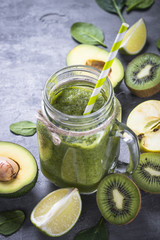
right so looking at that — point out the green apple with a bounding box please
[127,100,160,152]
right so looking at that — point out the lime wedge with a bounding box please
[30,188,82,237]
[120,18,147,55]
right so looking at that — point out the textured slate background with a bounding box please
[0,0,160,239]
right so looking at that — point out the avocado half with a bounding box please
[66,44,124,89]
[0,141,38,198]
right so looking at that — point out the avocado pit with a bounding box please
[86,59,112,77]
[0,156,20,182]
[86,59,105,71]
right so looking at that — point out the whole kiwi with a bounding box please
[125,53,160,97]
[132,153,160,193]
[96,173,141,225]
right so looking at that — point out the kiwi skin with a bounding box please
[96,173,141,225]
[132,153,160,194]
[129,83,160,98]
[125,53,160,98]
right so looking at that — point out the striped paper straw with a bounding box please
[83,23,129,115]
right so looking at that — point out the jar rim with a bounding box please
[43,65,114,122]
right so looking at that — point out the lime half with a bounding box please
[120,18,147,55]
[30,188,82,237]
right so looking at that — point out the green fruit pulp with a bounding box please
[0,173,38,198]
[0,142,38,198]
[132,153,160,193]
[66,44,124,89]
[97,173,141,225]
[125,53,160,90]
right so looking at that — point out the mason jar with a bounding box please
[37,65,139,194]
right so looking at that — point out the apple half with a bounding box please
[66,44,124,89]
[127,100,160,152]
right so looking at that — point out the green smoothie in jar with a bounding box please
[51,87,106,116]
[37,65,136,194]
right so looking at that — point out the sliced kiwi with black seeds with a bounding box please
[96,173,141,225]
[125,53,160,97]
[132,153,160,193]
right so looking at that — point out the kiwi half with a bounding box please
[96,173,141,225]
[125,53,160,97]
[132,153,160,193]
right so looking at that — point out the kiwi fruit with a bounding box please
[132,153,160,193]
[125,53,160,97]
[96,173,141,225]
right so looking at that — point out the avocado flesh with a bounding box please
[0,141,38,198]
[66,44,124,89]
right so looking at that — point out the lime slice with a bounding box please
[61,148,87,185]
[30,188,82,237]
[120,18,147,55]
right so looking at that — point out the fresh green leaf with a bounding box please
[74,217,108,240]
[10,121,37,136]
[0,210,25,236]
[126,0,154,12]
[156,38,160,50]
[95,0,126,23]
[125,0,143,12]
[144,119,160,132]
[70,22,107,47]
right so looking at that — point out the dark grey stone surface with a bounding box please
[0,0,160,239]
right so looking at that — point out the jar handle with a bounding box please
[111,119,140,174]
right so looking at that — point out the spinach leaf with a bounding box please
[95,0,126,23]
[0,210,25,236]
[125,0,143,12]
[10,121,37,136]
[74,217,108,240]
[70,22,107,47]
[126,0,154,12]
[156,37,160,50]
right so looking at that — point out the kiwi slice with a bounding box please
[125,53,160,97]
[132,153,160,193]
[96,173,141,225]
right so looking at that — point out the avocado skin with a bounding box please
[0,170,38,198]
[0,141,38,198]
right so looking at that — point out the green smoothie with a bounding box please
[51,87,105,115]
[37,87,121,193]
